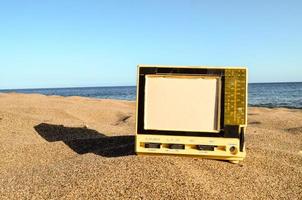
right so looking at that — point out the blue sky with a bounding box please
[0,0,301,89]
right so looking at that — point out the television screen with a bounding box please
[144,75,221,132]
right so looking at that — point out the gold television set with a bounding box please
[135,65,248,163]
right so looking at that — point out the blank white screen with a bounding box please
[144,75,220,132]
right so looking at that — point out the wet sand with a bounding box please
[0,93,301,199]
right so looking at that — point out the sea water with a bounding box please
[1,82,301,109]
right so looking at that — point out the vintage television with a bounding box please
[135,65,248,163]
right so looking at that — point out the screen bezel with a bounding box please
[137,66,230,137]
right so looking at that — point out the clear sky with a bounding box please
[0,0,301,89]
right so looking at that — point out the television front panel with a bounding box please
[135,65,248,163]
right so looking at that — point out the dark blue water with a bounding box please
[1,82,301,109]
[0,86,136,101]
[248,82,302,109]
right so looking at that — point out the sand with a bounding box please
[0,93,301,199]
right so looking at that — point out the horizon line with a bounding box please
[0,81,301,91]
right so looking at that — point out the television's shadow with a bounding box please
[34,123,135,157]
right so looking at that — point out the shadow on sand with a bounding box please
[34,123,135,157]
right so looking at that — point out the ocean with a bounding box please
[1,82,301,109]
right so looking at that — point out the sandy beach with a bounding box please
[0,93,301,199]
